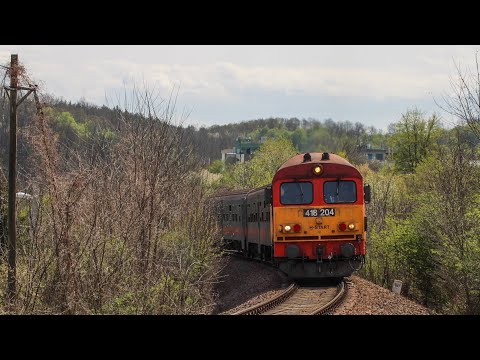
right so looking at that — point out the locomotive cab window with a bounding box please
[324,180,357,203]
[280,182,313,205]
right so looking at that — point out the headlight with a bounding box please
[312,165,322,175]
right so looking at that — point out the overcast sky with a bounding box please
[0,45,478,130]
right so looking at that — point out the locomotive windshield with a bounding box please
[280,182,313,205]
[323,180,357,203]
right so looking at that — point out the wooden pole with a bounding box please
[7,54,18,305]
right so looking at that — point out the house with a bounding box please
[361,144,389,162]
[221,137,261,164]
[221,148,236,164]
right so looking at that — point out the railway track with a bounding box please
[233,280,347,315]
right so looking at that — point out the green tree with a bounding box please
[208,159,224,174]
[221,137,298,189]
[412,130,480,313]
[291,128,307,151]
[362,127,480,314]
[54,111,88,137]
[388,109,441,173]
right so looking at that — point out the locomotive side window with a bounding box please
[323,180,357,203]
[280,182,313,205]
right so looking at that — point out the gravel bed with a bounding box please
[212,256,290,314]
[334,275,431,315]
[213,257,431,315]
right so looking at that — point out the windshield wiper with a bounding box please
[296,182,304,201]
[336,177,340,195]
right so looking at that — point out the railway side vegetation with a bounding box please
[359,120,480,314]
[0,87,222,314]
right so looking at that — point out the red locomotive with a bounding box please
[214,152,370,279]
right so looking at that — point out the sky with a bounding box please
[0,45,478,131]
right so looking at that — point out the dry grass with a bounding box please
[0,85,223,314]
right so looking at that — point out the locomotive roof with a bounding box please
[213,153,361,201]
[277,152,354,171]
[274,152,362,181]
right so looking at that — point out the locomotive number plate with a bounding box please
[303,208,335,217]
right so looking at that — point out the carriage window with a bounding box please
[323,180,357,203]
[280,182,313,205]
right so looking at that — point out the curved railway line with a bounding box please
[233,280,348,315]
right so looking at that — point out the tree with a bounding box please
[291,128,307,151]
[221,137,298,189]
[208,159,224,174]
[439,51,480,141]
[412,129,480,313]
[10,84,222,314]
[388,108,441,173]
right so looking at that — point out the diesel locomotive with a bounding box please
[213,152,370,279]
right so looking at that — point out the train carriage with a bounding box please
[214,152,370,279]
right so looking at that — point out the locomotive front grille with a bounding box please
[284,236,319,240]
[320,235,356,240]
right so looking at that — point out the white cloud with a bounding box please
[0,45,479,128]
[96,60,450,100]
[1,45,476,103]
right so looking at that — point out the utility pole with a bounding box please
[4,54,37,307]
[7,54,18,305]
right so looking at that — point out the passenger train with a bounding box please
[213,152,370,279]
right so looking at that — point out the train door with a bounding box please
[242,197,247,253]
[220,200,224,237]
[257,199,261,245]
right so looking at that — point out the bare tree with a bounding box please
[438,51,480,140]
[5,83,222,314]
